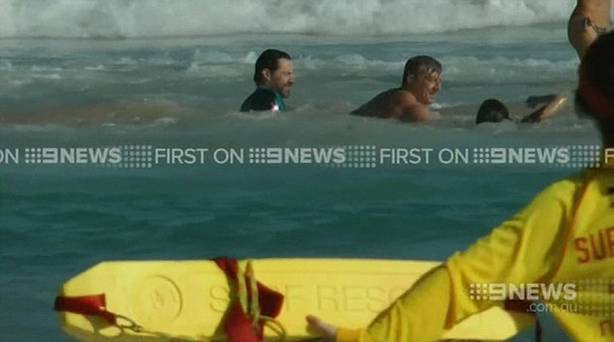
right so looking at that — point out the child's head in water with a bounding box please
[475,99,510,124]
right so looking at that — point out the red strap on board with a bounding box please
[54,294,117,325]
[54,258,284,342]
[213,257,284,342]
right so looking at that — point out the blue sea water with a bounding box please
[0,0,610,340]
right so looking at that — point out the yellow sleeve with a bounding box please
[336,267,451,342]
[445,178,578,324]
[336,178,580,342]
[336,328,361,342]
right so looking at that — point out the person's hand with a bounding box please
[306,315,337,342]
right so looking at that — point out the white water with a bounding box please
[0,0,578,38]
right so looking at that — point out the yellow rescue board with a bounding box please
[56,259,534,341]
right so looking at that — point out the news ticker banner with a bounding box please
[0,144,608,169]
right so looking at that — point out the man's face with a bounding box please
[411,71,442,105]
[264,58,295,98]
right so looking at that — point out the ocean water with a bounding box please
[1,0,611,341]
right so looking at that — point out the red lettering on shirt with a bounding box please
[575,237,590,263]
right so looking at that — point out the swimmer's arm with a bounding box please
[525,94,558,108]
[521,96,567,123]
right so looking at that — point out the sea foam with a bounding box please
[0,0,578,38]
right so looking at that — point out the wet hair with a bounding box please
[476,99,510,124]
[575,32,614,144]
[402,56,442,86]
[253,49,292,85]
[575,32,614,117]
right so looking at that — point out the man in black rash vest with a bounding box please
[240,49,294,112]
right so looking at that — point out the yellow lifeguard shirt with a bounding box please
[338,167,614,342]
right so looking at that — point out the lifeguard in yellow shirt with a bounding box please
[307,31,614,342]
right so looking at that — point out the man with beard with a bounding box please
[240,49,295,113]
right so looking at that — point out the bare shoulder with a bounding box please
[395,91,429,122]
[376,88,405,102]
[395,90,417,106]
